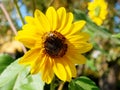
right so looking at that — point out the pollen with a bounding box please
[43,31,67,58]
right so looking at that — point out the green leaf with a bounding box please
[68,76,99,90]
[0,75,18,90]
[73,9,89,21]
[0,59,45,90]
[0,59,25,87]
[0,54,14,73]
[13,68,44,90]
[112,33,120,38]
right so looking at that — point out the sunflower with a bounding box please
[15,7,92,84]
[88,0,108,26]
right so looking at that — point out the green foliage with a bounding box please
[73,8,120,46]
[1,0,120,89]
[86,60,97,71]
[0,58,44,90]
[112,33,120,38]
[73,9,89,21]
[0,54,14,73]
[68,76,99,90]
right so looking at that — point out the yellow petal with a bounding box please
[67,21,86,36]
[67,32,90,43]
[15,31,38,48]
[25,16,35,24]
[69,41,93,53]
[30,50,46,74]
[60,58,72,81]
[53,58,67,81]
[66,50,87,64]
[73,54,87,64]
[72,21,86,34]
[31,54,54,84]
[64,56,77,77]
[88,11,95,19]
[77,43,93,53]
[16,36,36,48]
[46,7,58,30]
[100,10,108,20]
[42,57,54,84]
[100,0,108,9]
[93,17,103,26]
[42,68,54,84]
[34,9,50,32]
[22,23,44,35]
[88,2,96,10]
[59,12,73,35]
[22,24,39,34]
[57,7,66,31]
[19,48,41,65]
[22,24,34,31]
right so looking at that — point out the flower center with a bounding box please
[43,31,67,58]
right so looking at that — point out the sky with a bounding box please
[11,0,120,32]
[11,0,31,27]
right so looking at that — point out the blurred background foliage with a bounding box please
[0,0,120,90]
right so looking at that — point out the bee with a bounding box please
[42,31,67,58]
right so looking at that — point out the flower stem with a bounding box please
[32,0,36,16]
[50,78,55,90]
[13,0,25,25]
[58,81,65,90]
[0,2,27,53]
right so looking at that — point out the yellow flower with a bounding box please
[15,7,92,84]
[88,0,108,26]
